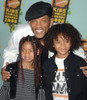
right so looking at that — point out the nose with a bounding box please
[61,42,65,47]
[25,51,30,55]
[36,20,42,27]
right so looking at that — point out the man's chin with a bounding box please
[35,35,44,40]
[37,37,44,40]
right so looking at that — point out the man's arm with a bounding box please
[2,30,19,67]
[1,25,22,81]
[1,24,34,81]
[73,46,87,77]
[1,29,19,80]
[3,24,34,67]
[73,46,86,59]
[80,58,87,77]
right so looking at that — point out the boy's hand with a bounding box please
[1,62,11,81]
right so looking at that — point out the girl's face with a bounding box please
[53,34,71,58]
[21,41,34,63]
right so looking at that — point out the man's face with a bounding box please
[28,15,53,39]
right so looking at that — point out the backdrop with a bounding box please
[0,0,87,87]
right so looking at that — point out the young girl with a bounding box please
[0,35,42,100]
[43,23,87,100]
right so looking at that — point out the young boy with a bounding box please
[43,23,87,100]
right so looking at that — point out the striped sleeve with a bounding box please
[0,81,10,100]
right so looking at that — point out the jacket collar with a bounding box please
[48,52,74,80]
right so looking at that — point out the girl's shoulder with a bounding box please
[6,61,19,72]
[43,55,55,67]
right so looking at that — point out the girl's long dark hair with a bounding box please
[18,35,42,88]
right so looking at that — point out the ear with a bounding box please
[50,18,53,27]
[37,49,39,55]
[28,21,30,25]
[53,44,55,48]
[53,40,55,48]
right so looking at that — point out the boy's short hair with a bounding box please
[45,23,81,52]
[25,1,53,21]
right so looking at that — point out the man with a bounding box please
[1,1,87,81]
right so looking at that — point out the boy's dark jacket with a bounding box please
[42,52,87,100]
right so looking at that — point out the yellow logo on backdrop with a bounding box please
[51,0,70,23]
[3,0,22,32]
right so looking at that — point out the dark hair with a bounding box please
[44,23,82,52]
[18,35,42,88]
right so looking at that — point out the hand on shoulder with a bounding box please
[1,62,11,81]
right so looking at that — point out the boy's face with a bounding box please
[21,41,34,64]
[28,15,53,39]
[53,34,71,58]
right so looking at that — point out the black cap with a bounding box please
[25,1,53,21]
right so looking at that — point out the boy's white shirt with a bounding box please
[2,24,86,67]
[52,57,68,100]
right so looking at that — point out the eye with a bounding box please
[22,49,25,52]
[55,41,60,44]
[42,20,47,22]
[65,39,69,43]
[30,20,36,24]
[29,49,33,52]
[41,19,48,23]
